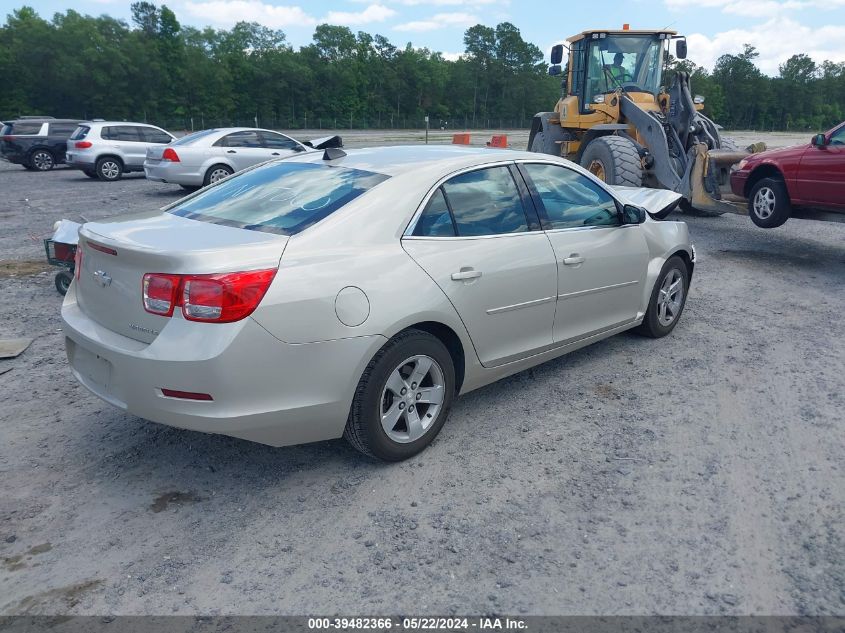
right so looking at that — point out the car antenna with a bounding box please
[323,147,346,160]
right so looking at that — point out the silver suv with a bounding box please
[66,121,175,181]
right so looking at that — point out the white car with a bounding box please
[143,127,314,190]
[63,145,692,461]
[66,121,176,181]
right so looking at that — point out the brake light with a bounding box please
[162,148,180,162]
[141,269,276,322]
[142,273,181,316]
[182,270,276,322]
[74,246,83,280]
[75,141,92,148]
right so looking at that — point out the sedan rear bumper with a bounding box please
[61,286,385,447]
[143,161,204,186]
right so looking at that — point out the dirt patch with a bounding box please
[0,259,51,278]
[150,491,203,513]
[3,543,53,571]
[14,579,103,613]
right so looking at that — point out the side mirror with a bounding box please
[811,133,828,147]
[548,64,562,76]
[675,38,688,60]
[550,44,564,66]
[622,204,647,224]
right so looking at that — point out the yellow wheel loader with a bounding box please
[527,28,756,217]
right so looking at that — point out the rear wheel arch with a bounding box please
[404,321,466,395]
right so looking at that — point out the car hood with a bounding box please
[609,186,683,220]
[746,142,810,164]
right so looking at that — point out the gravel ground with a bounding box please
[0,130,842,617]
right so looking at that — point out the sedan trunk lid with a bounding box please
[76,211,288,344]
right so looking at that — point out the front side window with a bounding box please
[522,163,620,229]
[261,132,300,150]
[216,131,262,148]
[50,123,78,137]
[829,125,845,145]
[169,162,389,236]
[441,166,529,237]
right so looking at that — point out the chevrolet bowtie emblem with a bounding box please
[93,270,112,287]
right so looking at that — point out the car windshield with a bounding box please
[169,161,390,236]
[586,35,664,103]
[172,129,218,146]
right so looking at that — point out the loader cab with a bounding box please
[565,30,674,114]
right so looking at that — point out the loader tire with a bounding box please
[579,136,642,187]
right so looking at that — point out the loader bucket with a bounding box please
[686,143,745,216]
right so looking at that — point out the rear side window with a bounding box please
[441,166,529,237]
[169,162,389,236]
[216,131,262,148]
[413,189,456,237]
[103,126,141,141]
[522,163,619,229]
[70,126,90,140]
[6,121,43,135]
[140,127,172,144]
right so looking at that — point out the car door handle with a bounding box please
[563,254,585,265]
[451,269,482,281]
[227,150,237,154]
[271,152,280,156]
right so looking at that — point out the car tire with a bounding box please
[579,135,643,186]
[748,177,790,228]
[83,169,98,179]
[96,157,123,181]
[344,329,456,461]
[30,150,55,171]
[55,270,73,295]
[203,164,233,186]
[634,255,689,339]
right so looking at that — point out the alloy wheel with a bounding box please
[100,161,120,180]
[753,187,776,219]
[32,151,53,171]
[656,268,684,327]
[379,355,445,444]
[587,159,606,181]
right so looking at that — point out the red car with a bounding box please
[730,121,845,228]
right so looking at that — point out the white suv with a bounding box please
[66,121,175,181]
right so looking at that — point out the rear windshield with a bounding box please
[5,121,43,135]
[70,126,90,140]
[172,129,218,146]
[169,162,389,235]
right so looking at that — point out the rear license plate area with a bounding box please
[72,344,112,390]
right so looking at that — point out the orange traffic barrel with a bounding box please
[488,135,508,148]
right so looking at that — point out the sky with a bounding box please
[9,0,845,75]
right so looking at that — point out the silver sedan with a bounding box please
[143,127,313,189]
[63,145,693,461]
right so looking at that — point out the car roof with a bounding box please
[79,121,163,127]
[8,118,80,124]
[284,144,548,176]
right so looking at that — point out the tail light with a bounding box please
[2,135,15,141]
[143,273,181,316]
[142,269,276,323]
[74,246,83,280]
[162,148,180,162]
[74,141,92,148]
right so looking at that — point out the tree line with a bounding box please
[1,3,843,133]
